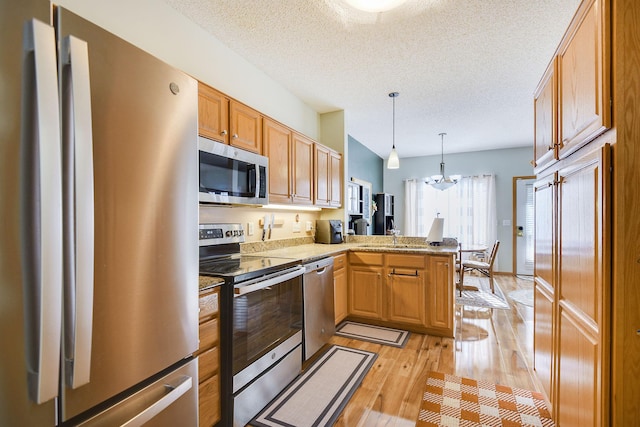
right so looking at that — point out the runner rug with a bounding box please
[417,371,554,427]
[335,320,410,348]
[250,345,377,427]
[456,276,510,310]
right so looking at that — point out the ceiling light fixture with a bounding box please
[343,0,408,13]
[387,92,400,169]
[425,133,460,190]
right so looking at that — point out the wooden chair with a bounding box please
[460,240,500,293]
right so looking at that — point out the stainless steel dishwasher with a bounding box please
[303,257,336,361]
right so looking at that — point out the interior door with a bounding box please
[516,178,535,275]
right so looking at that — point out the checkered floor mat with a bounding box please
[417,372,554,427]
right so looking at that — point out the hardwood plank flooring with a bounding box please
[331,274,536,426]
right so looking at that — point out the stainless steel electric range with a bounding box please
[198,223,303,427]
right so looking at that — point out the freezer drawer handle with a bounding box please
[60,34,95,390]
[21,18,64,405]
[120,376,193,427]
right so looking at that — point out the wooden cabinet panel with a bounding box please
[534,174,555,290]
[196,287,221,427]
[334,261,348,325]
[386,267,425,326]
[199,374,221,427]
[427,256,454,334]
[534,58,557,171]
[198,83,229,144]
[534,284,555,405]
[292,133,314,205]
[333,252,347,271]
[558,0,610,157]
[386,253,425,269]
[349,251,383,266]
[349,266,383,320]
[314,143,330,206]
[557,307,598,427]
[558,156,602,324]
[229,100,262,154]
[329,151,342,207]
[263,118,292,204]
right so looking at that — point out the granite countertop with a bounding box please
[198,236,457,289]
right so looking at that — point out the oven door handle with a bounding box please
[234,266,304,297]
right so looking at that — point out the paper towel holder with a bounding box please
[427,216,444,246]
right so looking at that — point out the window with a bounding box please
[404,175,497,249]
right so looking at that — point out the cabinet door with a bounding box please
[347,182,361,215]
[329,150,342,207]
[334,263,348,325]
[198,83,229,144]
[386,267,425,326]
[534,284,555,410]
[534,174,556,291]
[556,144,610,426]
[534,59,558,172]
[427,256,454,335]
[314,143,330,206]
[263,118,292,204]
[558,0,610,157]
[348,266,383,320]
[230,100,262,154]
[292,133,314,205]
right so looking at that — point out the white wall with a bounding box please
[384,146,533,273]
[55,0,320,139]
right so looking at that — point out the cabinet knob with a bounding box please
[232,133,239,139]
[221,130,228,136]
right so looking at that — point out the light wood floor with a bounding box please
[331,274,536,426]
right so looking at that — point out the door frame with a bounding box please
[512,175,536,275]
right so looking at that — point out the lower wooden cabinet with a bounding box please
[347,251,454,337]
[196,286,221,427]
[333,253,348,325]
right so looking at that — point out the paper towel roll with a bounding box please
[427,217,444,243]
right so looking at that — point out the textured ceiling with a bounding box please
[165,0,580,159]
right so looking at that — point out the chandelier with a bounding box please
[425,133,460,190]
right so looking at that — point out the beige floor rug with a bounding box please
[417,371,554,427]
[335,320,410,347]
[456,276,510,310]
[251,345,377,427]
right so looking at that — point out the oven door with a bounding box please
[232,267,303,379]
[199,136,268,205]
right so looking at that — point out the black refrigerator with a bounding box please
[373,193,395,235]
[0,2,199,425]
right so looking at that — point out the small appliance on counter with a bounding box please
[315,219,343,244]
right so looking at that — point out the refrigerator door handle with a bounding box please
[60,35,95,389]
[21,19,63,404]
[120,376,193,427]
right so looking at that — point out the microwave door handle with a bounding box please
[61,35,94,389]
[21,19,63,404]
[254,163,260,198]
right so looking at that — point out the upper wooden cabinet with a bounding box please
[329,150,342,207]
[263,118,292,204]
[292,132,314,205]
[532,0,610,172]
[229,100,262,154]
[557,0,610,158]
[534,58,558,171]
[198,83,229,144]
[198,82,262,154]
[314,144,342,208]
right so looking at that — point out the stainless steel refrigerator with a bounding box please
[0,1,199,425]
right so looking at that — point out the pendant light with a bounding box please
[426,133,460,190]
[387,92,400,169]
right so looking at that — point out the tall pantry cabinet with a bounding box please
[533,0,640,424]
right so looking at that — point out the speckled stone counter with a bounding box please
[199,276,224,290]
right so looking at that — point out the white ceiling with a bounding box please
[165,0,580,159]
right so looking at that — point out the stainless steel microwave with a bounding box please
[199,137,269,205]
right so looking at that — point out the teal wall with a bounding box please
[347,135,383,193]
[383,146,533,273]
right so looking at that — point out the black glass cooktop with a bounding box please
[199,254,301,284]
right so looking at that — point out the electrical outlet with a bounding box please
[247,222,254,236]
[305,221,313,231]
